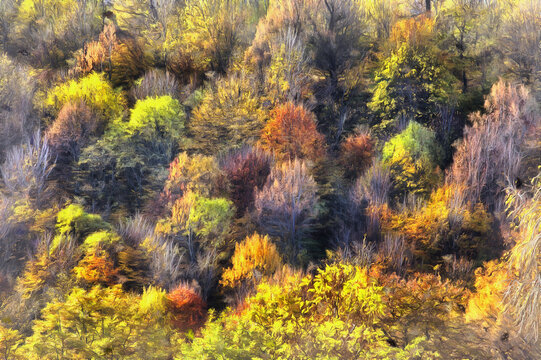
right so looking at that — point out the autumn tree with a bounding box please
[76,95,185,213]
[113,0,182,67]
[23,285,174,359]
[178,263,439,359]
[0,324,23,360]
[47,102,99,162]
[73,250,118,286]
[0,54,35,162]
[156,191,235,298]
[177,0,244,76]
[189,73,268,154]
[498,0,541,89]
[260,102,326,161]
[369,15,456,133]
[387,184,496,267]
[167,283,207,332]
[46,72,126,123]
[339,128,375,180]
[504,168,541,341]
[220,233,281,301]
[75,22,151,87]
[1,132,54,206]
[220,146,272,216]
[163,152,226,206]
[10,0,102,67]
[254,159,319,263]
[131,69,180,101]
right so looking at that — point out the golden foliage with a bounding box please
[221,233,281,289]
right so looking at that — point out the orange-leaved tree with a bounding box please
[260,102,325,161]
[166,282,207,332]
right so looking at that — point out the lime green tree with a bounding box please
[382,121,443,198]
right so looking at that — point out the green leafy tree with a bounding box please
[382,121,443,198]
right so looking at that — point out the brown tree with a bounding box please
[220,146,273,216]
[339,129,375,180]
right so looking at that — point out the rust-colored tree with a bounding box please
[260,102,326,161]
[166,282,207,332]
[339,130,375,180]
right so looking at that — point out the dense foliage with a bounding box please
[0,0,540,358]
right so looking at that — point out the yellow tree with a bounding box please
[221,233,282,301]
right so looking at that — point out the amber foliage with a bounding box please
[221,233,281,289]
[260,102,325,161]
[74,251,118,286]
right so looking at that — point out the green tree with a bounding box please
[382,121,443,198]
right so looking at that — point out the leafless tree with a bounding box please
[131,69,180,101]
[0,54,36,162]
[448,80,539,212]
[255,158,318,262]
